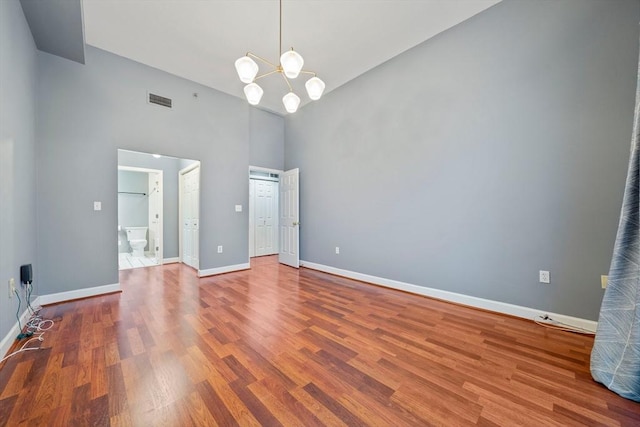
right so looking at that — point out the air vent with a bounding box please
[148,93,172,109]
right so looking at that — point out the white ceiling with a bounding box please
[83,0,500,115]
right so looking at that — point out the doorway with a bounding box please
[249,169,279,258]
[249,167,300,268]
[179,162,200,269]
[117,166,163,270]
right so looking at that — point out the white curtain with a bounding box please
[590,51,640,402]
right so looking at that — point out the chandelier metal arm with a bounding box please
[299,70,317,76]
[254,69,280,81]
[246,52,278,68]
[281,72,293,92]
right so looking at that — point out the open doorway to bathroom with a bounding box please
[117,166,163,270]
[118,149,200,271]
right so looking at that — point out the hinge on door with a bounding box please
[156,214,159,218]
[156,247,159,251]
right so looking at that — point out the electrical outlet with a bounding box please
[601,275,608,289]
[335,247,340,254]
[217,245,223,253]
[539,270,550,284]
[8,278,15,298]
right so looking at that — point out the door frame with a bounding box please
[117,165,163,264]
[148,170,163,265]
[248,166,282,260]
[179,162,201,268]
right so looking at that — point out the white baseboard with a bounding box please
[163,257,180,264]
[2,283,121,358]
[38,283,121,306]
[199,263,250,277]
[0,296,41,359]
[300,261,597,333]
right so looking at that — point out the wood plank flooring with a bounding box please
[1,255,638,426]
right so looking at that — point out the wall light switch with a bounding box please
[335,247,340,254]
[217,245,223,253]
[94,201,102,211]
[235,205,242,212]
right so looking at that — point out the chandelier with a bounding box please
[234,0,325,113]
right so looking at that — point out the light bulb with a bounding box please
[235,56,259,83]
[305,77,325,100]
[280,49,304,79]
[244,83,263,105]
[282,92,301,113]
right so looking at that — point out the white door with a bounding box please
[249,179,256,258]
[255,180,278,256]
[181,165,200,269]
[279,168,299,268]
[148,172,163,264]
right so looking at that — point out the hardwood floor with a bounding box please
[1,256,638,426]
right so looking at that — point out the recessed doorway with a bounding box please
[118,149,200,271]
[249,168,280,258]
[117,166,163,270]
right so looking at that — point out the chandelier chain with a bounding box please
[279,0,282,59]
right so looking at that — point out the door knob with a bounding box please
[293,221,300,226]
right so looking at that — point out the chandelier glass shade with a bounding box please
[234,0,325,113]
[280,50,304,79]
[305,76,326,101]
[243,83,264,105]
[234,57,259,84]
[282,92,301,113]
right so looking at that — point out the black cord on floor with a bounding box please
[14,288,21,332]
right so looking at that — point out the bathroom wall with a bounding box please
[117,170,149,253]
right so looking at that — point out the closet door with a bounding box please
[255,180,277,256]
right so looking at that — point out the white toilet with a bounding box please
[125,227,148,257]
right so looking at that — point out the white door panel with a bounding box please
[181,165,200,269]
[279,168,299,268]
[250,178,279,257]
[256,180,277,256]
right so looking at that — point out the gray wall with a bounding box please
[179,158,199,171]
[250,108,285,170]
[285,0,640,320]
[0,0,38,340]
[117,170,149,253]
[35,45,261,294]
